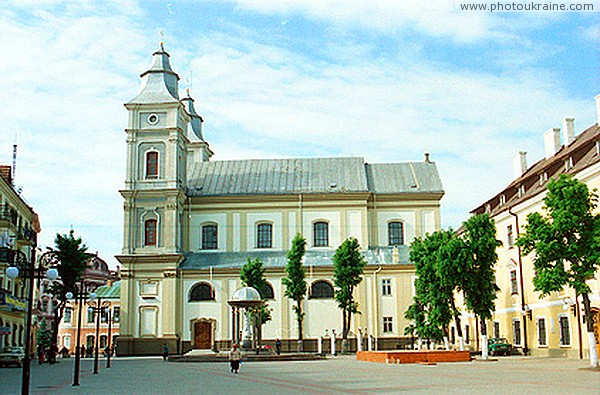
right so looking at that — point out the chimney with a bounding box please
[543,127,561,159]
[562,118,575,146]
[0,165,11,184]
[424,152,430,163]
[513,151,527,178]
[596,94,600,125]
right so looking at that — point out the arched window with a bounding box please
[145,219,157,246]
[309,280,334,299]
[388,221,404,246]
[256,223,273,248]
[313,221,329,247]
[261,282,275,300]
[202,224,218,250]
[146,151,159,179]
[189,282,215,301]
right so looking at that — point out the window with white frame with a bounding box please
[493,321,500,339]
[145,151,159,179]
[144,219,157,246]
[507,225,514,247]
[559,315,570,346]
[313,221,329,247]
[383,316,393,333]
[87,307,95,324]
[510,270,518,295]
[64,307,73,323]
[256,223,273,248]
[201,224,218,250]
[465,325,470,343]
[113,307,120,323]
[537,317,547,346]
[388,221,404,246]
[381,278,392,296]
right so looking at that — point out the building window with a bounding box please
[101,307,109,323]
[383,316,393,333]
[261,282,275,300]
[313,222,329,247]
[493,321,500,339]
[510,270,518,295]
[309,280,334,299]
[87,307,95,324]
[201,224,218,250]
[256,223,273,249]
[513,319,522,347]
[465,325,470,343]
[100,335,108,349]
[189,282,215,302]
[113,307,120,323]
[64,336,71,349]
[146,151,158,179]
[64,307,73,324]
[144,219,157,246]
[559,316,571,346]
[86,335,95,349]
[382,279,392,296]
[538,318,547,346]
[388,221,404,246]
[507,225,514,247]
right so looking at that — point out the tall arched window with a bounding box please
[189,282,215,301]
[261,282,275,300]
[201,224,218,250]
[388,221,404,246]
[145,219,157,246]
[313,221,329,247]
[145,151,158,179]
[309,280,334,299]
[256,223,273,248]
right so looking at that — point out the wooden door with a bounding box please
[194,321,212,349]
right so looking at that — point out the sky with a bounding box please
[1,0,599,268]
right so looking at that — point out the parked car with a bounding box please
[0,346,26,367]
[488,338,512,356]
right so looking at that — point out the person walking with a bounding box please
[162,343,169,361]
[275,338,281,355]
[229,344,242,374]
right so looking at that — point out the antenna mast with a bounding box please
[12,143,17,186]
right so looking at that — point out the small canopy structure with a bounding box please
[228,287,264,351]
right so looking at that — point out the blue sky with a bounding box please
[1,0,599,267]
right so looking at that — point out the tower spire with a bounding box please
[128,42,180,104]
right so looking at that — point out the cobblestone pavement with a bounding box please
[0,355,598,394]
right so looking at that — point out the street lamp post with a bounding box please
[102,301,112,369]
[5,248,59,395]
[87,297,102,374]
[67,286,96,386]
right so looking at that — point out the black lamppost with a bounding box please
[87,296,102,374]
[102,301,113,369]
[5,248,59,395]
[66,284,96,386]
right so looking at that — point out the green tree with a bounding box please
[405,230,464,349]
[37,318,52,350]
[461,213,501,359]
[282,234,307,345]
[517,174,599,367]
[48,230,91,350]
[332,237,367,348]
[240,257,272,347]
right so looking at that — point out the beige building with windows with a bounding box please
[116,44,445,355]
[466,95,600,359]
[0,165,39,349]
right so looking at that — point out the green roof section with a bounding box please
[94,281,121,299]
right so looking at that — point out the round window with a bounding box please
[147,114,159,125]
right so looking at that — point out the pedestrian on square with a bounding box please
[80,345,86,358]
[162,343,168,361]
[37,344,44,364]
[229,344,242,374]
[275,338,281,355]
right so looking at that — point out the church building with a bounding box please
[116,44,444,355]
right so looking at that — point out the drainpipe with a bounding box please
[509,207,529,356]
[373,266,382,350]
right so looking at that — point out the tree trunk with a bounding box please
[451,298,464,351]
[297,300,303,341]
[480,317,489,360]
[582,293,599,368]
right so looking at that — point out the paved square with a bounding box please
[1,356,598,394]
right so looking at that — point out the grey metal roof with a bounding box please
[179,246,411,270]
[181,91,205,142]
[187,157,443,196]
[187,157,368,196]
[366,162,444,194]
[128,43,180,105]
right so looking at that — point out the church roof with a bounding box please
[179,246,410,270]
[128,43,180,105]
[187,157,443,196]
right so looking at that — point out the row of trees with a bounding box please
[406,175,598,367]
[240,234,367,352]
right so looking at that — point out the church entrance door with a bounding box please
[194,321,212,349]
